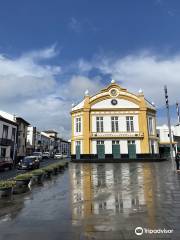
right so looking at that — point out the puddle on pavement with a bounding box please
[0,162,179,240]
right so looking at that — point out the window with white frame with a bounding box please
[112,140,119,145]
[75,117,81,133]
[97,140,104,145]
[111,116,119,132]
[2,125,8,139]
[96,117,104,132]
[0,147,6,157]
[126,116,134,132]
[128,140,135,144]
[148,117,153,135]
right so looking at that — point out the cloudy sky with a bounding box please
[0,0,180,139]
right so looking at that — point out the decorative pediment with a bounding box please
[71,81,155,113]
[100,83,127,93]
[90,82,141,107]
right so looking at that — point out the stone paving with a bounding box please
[0,161,180,239]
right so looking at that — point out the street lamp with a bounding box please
[164,85,175,171]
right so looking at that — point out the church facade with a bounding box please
[71,80,158,160]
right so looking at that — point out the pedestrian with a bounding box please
[175,152,180,172]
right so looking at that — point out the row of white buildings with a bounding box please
[157,124,180,157]
[0,110,70,163]
[26,127,70,157]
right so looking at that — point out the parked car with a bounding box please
[62,154,68,158]
[0,157,13,170]
[42,152,50,159]
[54,153,63,159]
[17,156,40,170]
[32,152,42,161]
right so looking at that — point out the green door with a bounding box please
[128,144,136,159]
[76,145,80,160]
[164,146,170,157]
[112,144,120,159]
[97,145,105,159]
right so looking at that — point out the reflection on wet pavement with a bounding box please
[71,162,180,239]
[0,162,180,239]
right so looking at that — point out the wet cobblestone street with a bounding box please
[0,161,180,240]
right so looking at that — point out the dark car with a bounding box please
[32,152,43,161]
[0,157,13,170]
[18,156,40,170]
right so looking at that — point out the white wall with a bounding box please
[92,115,139,132]
[147,115,156,135]
[157,125,175,143]
[105,140,112,154]
[27,126,34,145]
[154,140,159,154]
[91,98,139,109]
[133,115,139,132]
[92,140,97,154]
[174,124,180,136]
[120,140,128,154]
[149,139,159,154]
[135,140,141,154]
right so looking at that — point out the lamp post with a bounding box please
[164,85,175,171]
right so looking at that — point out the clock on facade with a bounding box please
[111,99,118,105]
[110,89,117,96]
[109,88,119,97]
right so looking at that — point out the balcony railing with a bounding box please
[90,131,144,138]
[0,138,13,146]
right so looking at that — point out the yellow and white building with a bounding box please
[71,80,158,160]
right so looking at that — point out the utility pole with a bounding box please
[176,102,180,124]
[164,85,175,171]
